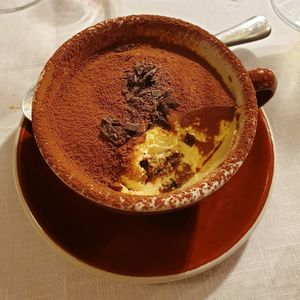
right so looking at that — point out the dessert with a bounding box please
[32,15,260,212]
[47,43,237,196]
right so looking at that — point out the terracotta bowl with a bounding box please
[32,15,276,213]
[14,111,275,282]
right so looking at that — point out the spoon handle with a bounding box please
[215,16,271,47]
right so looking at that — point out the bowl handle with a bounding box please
[248,68,277,107]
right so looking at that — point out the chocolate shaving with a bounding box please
[139,159,149,170]
[124,62,157,90]
[125,73,138,88]
[124,121,142,136]
[99,61,178,147]
[99,117,128,147]
[161,96,178,110]
[150,94,178,130]
[184,133,196,146]
[114,44,137,53]
[151,112,170,130]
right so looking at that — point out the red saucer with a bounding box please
[15,111,274,282]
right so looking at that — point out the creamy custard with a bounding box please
[119,108,237,195]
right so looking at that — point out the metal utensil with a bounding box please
[22,16,271,121]
[215,15,271,46]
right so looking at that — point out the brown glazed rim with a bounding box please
[32,15,258,213]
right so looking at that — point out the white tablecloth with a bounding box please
[1,0,300,299]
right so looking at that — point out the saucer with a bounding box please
[13,110,274,283]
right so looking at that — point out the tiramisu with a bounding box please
[32,15,259,211]
[45,43,237,195]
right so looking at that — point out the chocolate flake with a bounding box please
[125,62,157,90]
[152,113,170,130]
[114,44,137,53]
[99,60,178,147]
[184,133,196,146]
[125,72,138,87]
[100,117,129,147]
[139,159,149,170]
[124,121,142,136]
[161,96,178,110]
[150,94,177,129]
[123,62,178,130]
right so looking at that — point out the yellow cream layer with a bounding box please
[120,118,237,195]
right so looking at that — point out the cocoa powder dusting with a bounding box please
[49,43,235,187]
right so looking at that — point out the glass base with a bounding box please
[271,0,300,31]
[50,0,106,45]
[51,0,104,28]
[0,0,41,13]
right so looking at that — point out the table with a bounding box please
[1,0,300,299]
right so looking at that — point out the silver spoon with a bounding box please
[215,15,271,46]
[22,15,271,121]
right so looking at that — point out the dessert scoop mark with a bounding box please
[140,151,183,183]
[118,107,237,195]
[160,163,194,193]
[99,61,178,146]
